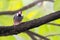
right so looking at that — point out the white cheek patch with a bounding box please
[16,13,19,16]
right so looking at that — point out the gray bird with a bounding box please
[13,11,23,25]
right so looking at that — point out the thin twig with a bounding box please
[47,23,60,26]
[0,0,54,15]
[46,34,60,37]
[0,0,42,15]
[27,31,49,40]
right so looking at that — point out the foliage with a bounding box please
[0,0,60,40]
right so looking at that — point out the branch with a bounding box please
[0,0,54,15]
[45,0,54,2]
[46,34,60,37]
[26,31,49,40]
[47,23,60,26]
[0,11,60,36]
[0,0,42,15]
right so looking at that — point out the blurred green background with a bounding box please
[0,0,60,40]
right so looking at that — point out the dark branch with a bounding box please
[0,11,60,36]
[47,23,60,26]
[45,0,54,2]
[0,0,42,15]
[25,31,37,40]
[26,31,49,40]
[0,0,54,15]
[46,34,60,37]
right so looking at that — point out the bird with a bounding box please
[13,11,23,25]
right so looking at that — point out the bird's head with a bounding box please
[16,11,22,17]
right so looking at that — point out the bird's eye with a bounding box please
[16,13,21,17]
[18,14,21,17]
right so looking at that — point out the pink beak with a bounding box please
[18,11,22,14]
